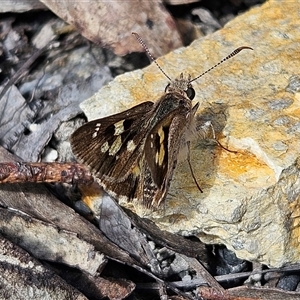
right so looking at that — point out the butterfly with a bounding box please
[70,33,252,208]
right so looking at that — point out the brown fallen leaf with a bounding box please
[40,0,183,57]
[227,285,300,300]
[164,0,200,4]
[51,264,136,300]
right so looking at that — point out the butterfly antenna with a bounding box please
[187,142,203,193]
[190,46,253,83]
[132,32,172,82]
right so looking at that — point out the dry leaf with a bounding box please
[0,146,139,267]
[40,0,182,56]
[164,0,200,4]
[0,235,87,299]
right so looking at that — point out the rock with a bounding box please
[80,0,300,267]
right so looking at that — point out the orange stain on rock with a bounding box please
[218,149,275,181]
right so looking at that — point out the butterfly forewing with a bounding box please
[71,101,153,181]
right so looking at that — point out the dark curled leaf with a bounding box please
[100,194,162,275]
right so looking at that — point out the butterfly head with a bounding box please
[165,73,196,101]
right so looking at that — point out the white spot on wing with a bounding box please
[109,135,122,155]
[101,142,109,153]
[127,140,136,152]
[114,120,124,135]
[93,123,102,138]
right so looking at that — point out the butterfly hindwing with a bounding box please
[144,107,192,207]
[140,87,199,207]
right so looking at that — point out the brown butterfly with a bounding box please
[70,33,252,208]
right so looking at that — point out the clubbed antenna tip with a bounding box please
[190,46,253,83]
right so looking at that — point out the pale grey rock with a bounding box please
[79,0,300,267]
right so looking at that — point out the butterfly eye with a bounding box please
[165,83,170,92]
[185,87,195,100]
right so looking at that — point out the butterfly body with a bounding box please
[71,73,198,208]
